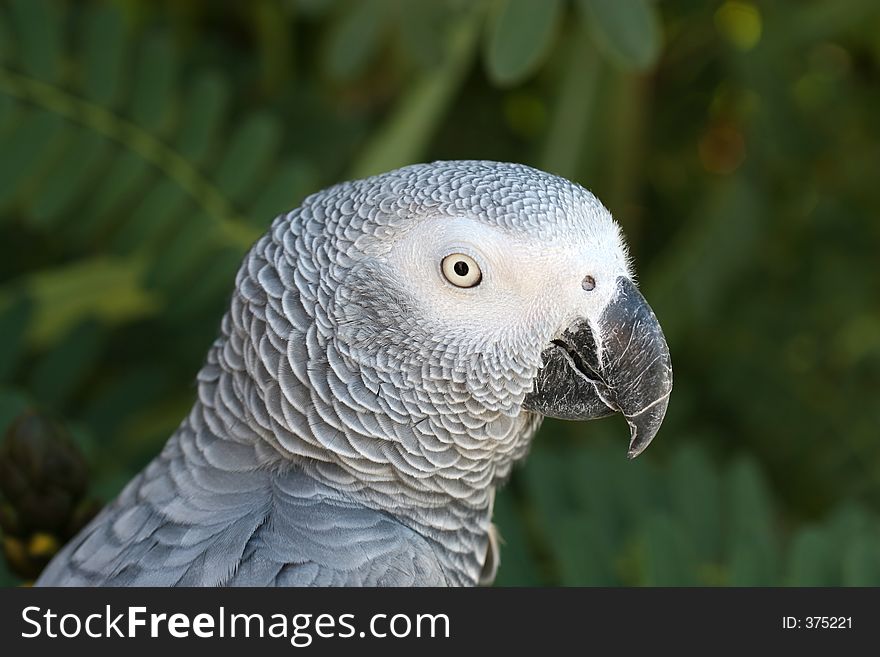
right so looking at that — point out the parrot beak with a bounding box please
[522,277,673,458]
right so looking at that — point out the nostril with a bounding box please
[582,275,596,292]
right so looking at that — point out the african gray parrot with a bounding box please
[36,161,672,587]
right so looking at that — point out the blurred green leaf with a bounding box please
[0,9,12,64]
[396,0,447,70]
[246,159,319,224]
[842,535,880,586]
[110,180,190,252]
[669,445,722,563]
[324,0,387,81]
[0,296,30,382]
[0,546,15,587]
[484,0,562,86]
[645,179,764,343]
[146,211,221,292]
[175,73,230,162]
[29,131,112,225]
[6,257,160,347]
[351,6,482,177]
[540,21,599,178]
[214,113,282,204]
[725,458,777,546]
[296,0,338,18]
[556,516,618,585]
[7,0,63,81]
[492,487,543,586]
[640,512,697,586]
[0,389,30,435]
[523,446,572,537]
[0,92,14,130]
[787,528,834,586]
[763,0,880,51]
[28,320,103,407]
[0,110,64,206]
[578,0,662,71]
[727,534,779,585]
[68,151,151,245]
[251,0,295,93]
[130,34,177,132]
[81,366,169,441]
[568,444,626,548]
[82,4,129,105]
[167,246,242,320]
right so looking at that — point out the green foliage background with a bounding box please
[1,0,879,586]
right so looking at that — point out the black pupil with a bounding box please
[453,260,469,277]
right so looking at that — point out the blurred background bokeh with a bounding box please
[1,0,879,586]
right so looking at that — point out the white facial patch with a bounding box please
[380,213,632,346]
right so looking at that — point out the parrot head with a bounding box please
[294,160,672,478]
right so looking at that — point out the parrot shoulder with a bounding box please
[36,434,449,586]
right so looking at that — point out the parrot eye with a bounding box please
[441,253,482,288]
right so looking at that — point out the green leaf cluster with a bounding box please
[1,0,879,586]
[495,436,880,586]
